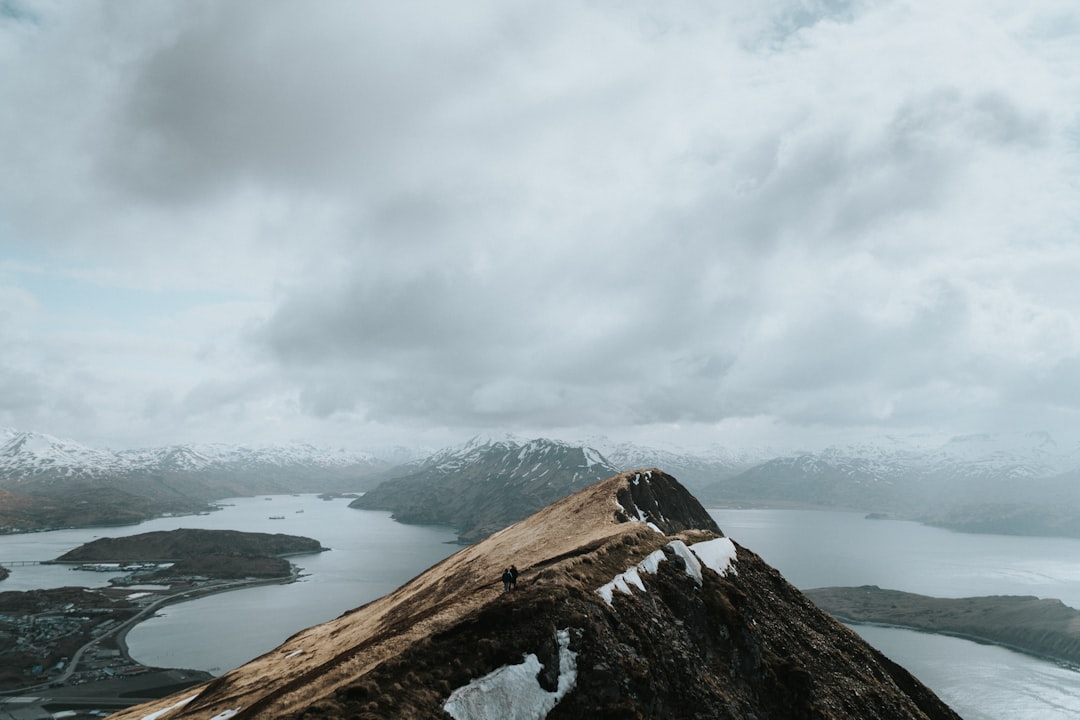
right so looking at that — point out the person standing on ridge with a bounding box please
[509,565,519,590]
[501,567,513,593]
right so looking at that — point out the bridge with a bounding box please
[0,560,42,567]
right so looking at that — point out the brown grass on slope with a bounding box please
[110,470,669,720]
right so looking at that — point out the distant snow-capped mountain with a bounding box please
[0,429,143,479]
[699,431,1080,514]
[0,428,394,532]
[352,435,620,543]
[585,437,773,491]
[421,433,611,476]
[0,428,383,483]
[921,431,1080,480]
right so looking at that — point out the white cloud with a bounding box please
[1,1,1080,450]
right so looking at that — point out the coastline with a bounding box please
[0,569,304,718]
[110,566,303,670]
[836,616,1080,670]
[806,585,1080,669]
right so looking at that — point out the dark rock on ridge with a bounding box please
[614,469,722,535]
[113,470,960,720]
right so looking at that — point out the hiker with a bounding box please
[509,565,519,590]
[502,568,513,592]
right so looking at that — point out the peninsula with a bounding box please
[0,528,326,717]
[806,585,1080,666]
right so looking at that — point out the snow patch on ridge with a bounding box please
[443,629,578,720]
[139,694,198,720]
[691,537,738,577]
[667,540,703,585]
[595,545,673,606]
[597,538,739,606]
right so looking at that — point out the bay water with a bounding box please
[0,495,458,673]
[1,497,1078,717]
[708,508,1080,720]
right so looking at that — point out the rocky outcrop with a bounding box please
[114,470,959,720]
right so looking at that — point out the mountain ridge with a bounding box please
[112,470,960,720]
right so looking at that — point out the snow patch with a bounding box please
[596,539,733,606]
[443,629,577,720]
[636,548,667,575]
[666,540,703,585]
[582,446,607,469]
[596,545,676,606]
[284,649,304,659]
[139,694,198,720]
[636,507,664,533]
[691,537,738,577]
[209,711,239,720]
[626,501,663,534]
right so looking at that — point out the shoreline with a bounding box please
[0,567,303,703]
[807,585,1080,670]
[837,616,1080,671]
[111,565,304,671]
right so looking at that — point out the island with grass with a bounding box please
[806,585,1080,666]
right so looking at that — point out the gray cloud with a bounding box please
[2,1,1079,449]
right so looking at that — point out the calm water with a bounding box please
[709,508,1080,720]
[0,495,459,673]
[1,500,1077,717]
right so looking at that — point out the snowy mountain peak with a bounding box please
[422,435,615,476]
[459,432,530,452]
[0,430,135,479]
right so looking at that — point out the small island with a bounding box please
[0,528,327,716]
[54,527,327,579]
[806,585,1080,666]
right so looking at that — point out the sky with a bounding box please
[1,0,1080,453]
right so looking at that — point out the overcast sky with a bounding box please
[2,0,1079,453]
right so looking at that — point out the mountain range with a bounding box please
[6,427,1080,538]
[698,432,1080,535]
[0,428,385,481]
[111,470,961,720]
[352,431,1080,542]
[0,428,389,531]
